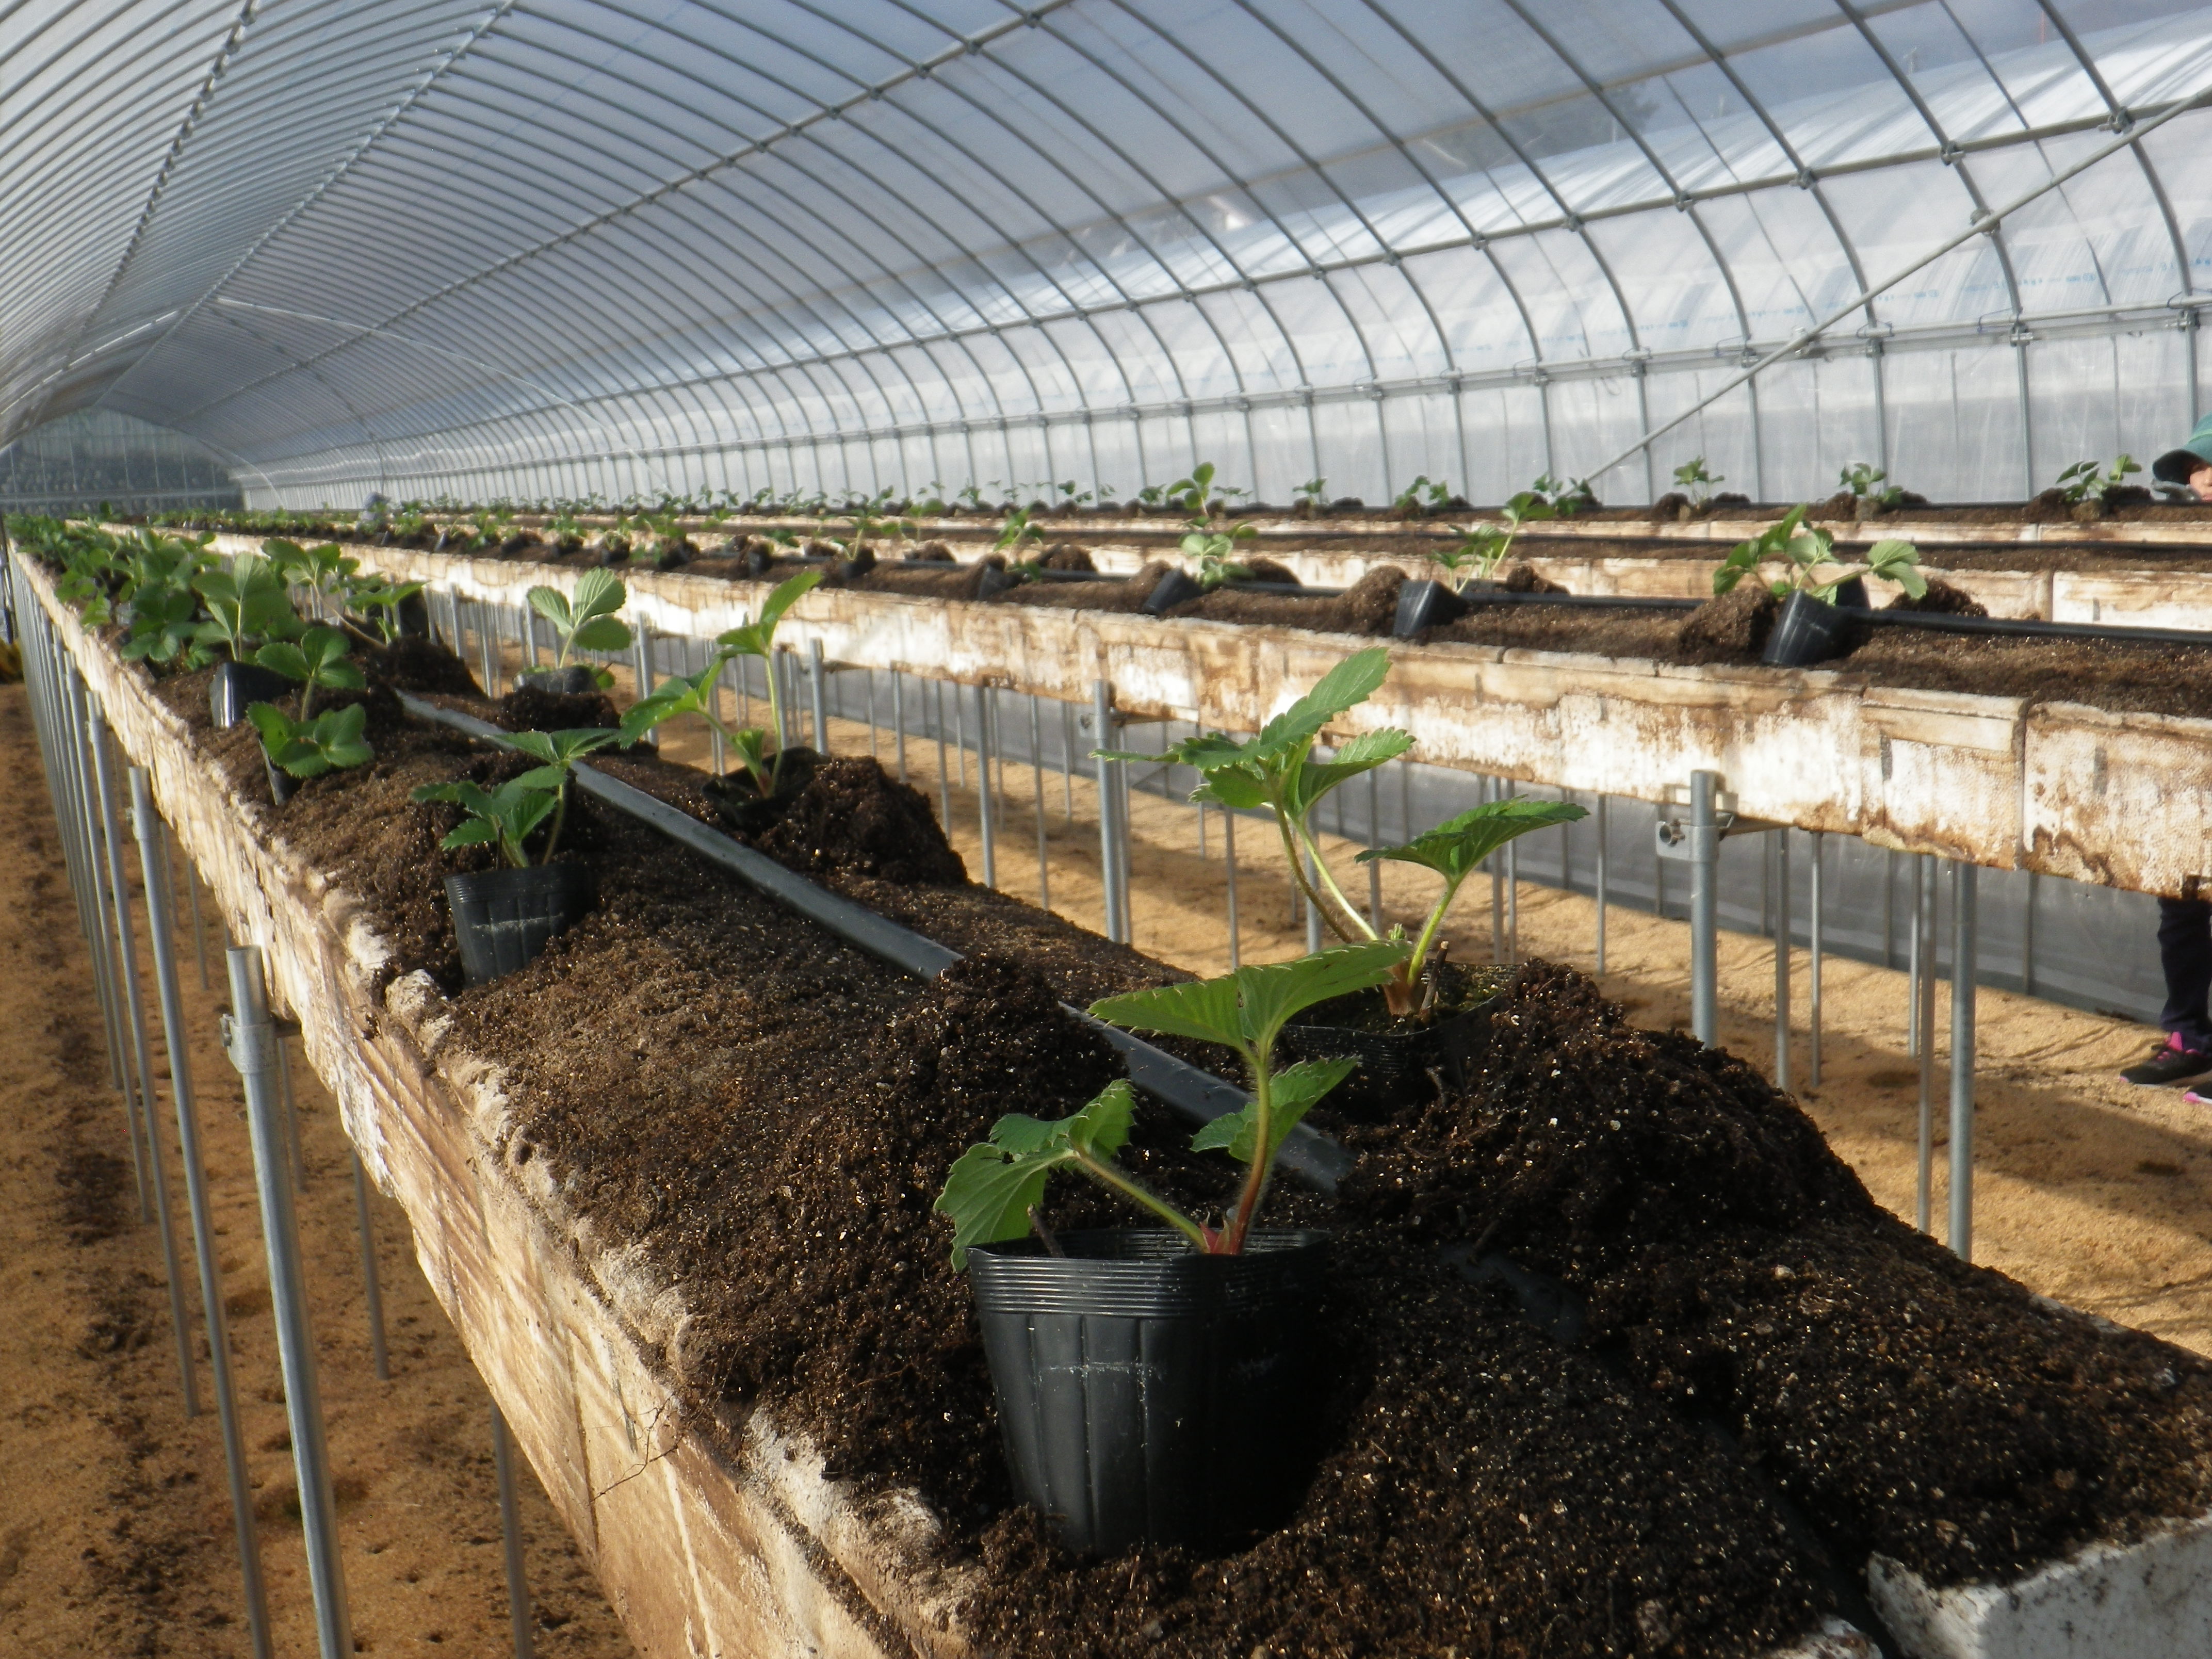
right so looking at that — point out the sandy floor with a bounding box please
[0,683,633,1657]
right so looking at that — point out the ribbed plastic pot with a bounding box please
[1142,568,1203,615]
[209,660,294,729]
[1276,982,1508,1114]
[516,665,599,696]
[265,754,298,807]
[1762,589,1856,668]
[1391,577,1471,639]
[968,1229,1328,1557]
[444,864,594,986]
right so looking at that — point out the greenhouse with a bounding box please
[11,3,2212,1656]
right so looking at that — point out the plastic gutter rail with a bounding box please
[395,694,1346,1192]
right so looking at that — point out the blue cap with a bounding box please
[2154,413,2212,483]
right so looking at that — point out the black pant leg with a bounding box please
[2157,896,2212,1050]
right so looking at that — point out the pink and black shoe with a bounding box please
[2122,1032,2212,1087]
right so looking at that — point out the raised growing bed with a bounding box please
[288,534,2212,900]
[21,540,2212,1658]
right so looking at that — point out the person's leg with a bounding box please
[2159,897,2212,1050]
[2129,898,2212,1085]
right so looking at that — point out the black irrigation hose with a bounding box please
[1840,604,2212,649]
[395,694,1346,1191]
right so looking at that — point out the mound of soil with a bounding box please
[1039,542,1094,572]
[1178,566,1403,636]
[1889,576,1988,616]
[494,681,622,733]
[1502,561,1567,594]
[1341,961,2212,1587]
[361,634,482,696]
[1677,584,1776,661]
[754,755,968,887]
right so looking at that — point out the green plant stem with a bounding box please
[1404,881,1461,985]
[1275,814,1359,943]
[541,784,568,863]
[1069,1150,1211,1251]
[764,653,788,789]
[1222,1058,1272,1255]
[1296,815,1378,942]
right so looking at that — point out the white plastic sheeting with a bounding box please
[6,0,2212,507]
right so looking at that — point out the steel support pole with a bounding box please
[1690,770,1725,1044]
[1595,795,1609,976]
[350,1151,390,1382]
[1689,771,1720,1047]
[1029,695,1049,912]
[479,602,501,696]
[865,668,879,762]
[974,682,996,889]
[1949,863,1978,1262]
[1092,681,1126,945]
[1809,832,1825,1090]
[631,623,653,701]
[808,640,830,757]
[891,669,908,782]
[491,1405,535,1659]
[66,675,142,1187]
[1224,807,1241,971]
[1908,857,1925,1059]
[1915,856,1937,1235]
[1061,703,1076,822]
[934,680,951,833]
[223,947,353,1659]
[1773,831,1791,1095]
[952,674,967,790]
[128,773,272,1659]
[88,704,199,1413]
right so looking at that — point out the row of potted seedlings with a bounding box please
[31,512,1596,1563]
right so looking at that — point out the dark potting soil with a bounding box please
[360,633,483,696]
[112,623,2212,1656]
[1428,587,2212,719]
[754,756,969,887]
[1340,962,2212,1589]
[1889,576,1988,616]
[494,682,623,733]
[1164,565,1403,635]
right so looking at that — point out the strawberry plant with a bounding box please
[248,702,373,780]
[937,939,1408,1265]
[525,569,632,688]
[1711,505,1924,601]
[411,728,618,866]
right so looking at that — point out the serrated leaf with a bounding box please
[1189,1056,1355,1164]
[1356,796,1588,880]
[571,615,632,652]
[1088,940,1408,1061]
[526,585,574,629]
[934,1083,1138,1267]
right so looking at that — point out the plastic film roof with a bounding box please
[8,0,2212,507]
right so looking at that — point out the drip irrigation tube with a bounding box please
[393,695,1340,1188]
[1843,605,2212,649]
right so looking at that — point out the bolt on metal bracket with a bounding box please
[219,1011,279,1076]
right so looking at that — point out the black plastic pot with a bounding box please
[1276,976,1509,1114]
[265,754,298,807]
[209,660,294,729]
[445,864,594,986]
[968,1229,1327,1556]
[1762,588,1857,667]
[1391,577,1471,639]
[517,665,599,696]
[1143,567,1203,615]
